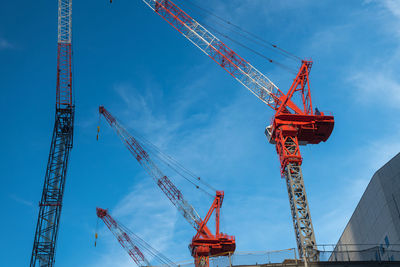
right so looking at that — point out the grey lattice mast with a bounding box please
[30,0,74,266]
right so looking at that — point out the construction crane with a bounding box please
[98,106,235,267]
[113,0,334,261]
[96,207,176,267]
[30,0,74,266]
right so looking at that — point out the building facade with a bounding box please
[331,153,400,261]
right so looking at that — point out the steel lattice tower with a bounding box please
[30,1,74,266]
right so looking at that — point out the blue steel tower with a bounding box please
[30,0,74,266]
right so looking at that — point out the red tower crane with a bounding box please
[114,0,334,261]
[30,0,74,266]
[98,106,235,267]
[96,207,176,267]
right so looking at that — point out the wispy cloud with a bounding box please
[316,174,379,245]
[361,129,400,172]
[9,194,34,207]
[0,37,14,50]
[382,0,400,19]
[89,178,179,266]
[316,126,400,245]
[112,179,178,253]
[111,68,219,151]
[349,70,400,108]
[345,1,400,109]
[113,81,180,144]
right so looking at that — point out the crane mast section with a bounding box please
[57,0,73,109]
[275,130,318,260]
[285,163,317,261]
[58,0,72,44]
[30,117,73,267]
[56,44,73,109]
[100,107,202,230]
[142,0,283,109]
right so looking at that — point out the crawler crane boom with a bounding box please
[118,0,335,261]
[30,0,74,266]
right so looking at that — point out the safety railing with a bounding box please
[322,244,400,262]
[172,244,400,267]
[174,248,297,267]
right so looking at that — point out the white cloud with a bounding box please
[89,179,179,266]
[316,126,400,246]
[361,0,400,37]
[111,71,213,150]
[349,70,400,108]
[362,130,400,172]
[9,194,34,207]
[383,0,400,18]
[0,37,13,50]
[114,82,174,136]
[345,0,400,109]
[112,179,178,253]
[316,174,374,245]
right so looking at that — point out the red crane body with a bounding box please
[266,61,334,175]
[99,106,235,267]
[132,0,334,261]
[190,191,235,267]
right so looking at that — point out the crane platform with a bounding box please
[265,113,335,145]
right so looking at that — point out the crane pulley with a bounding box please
[99,106,235,267]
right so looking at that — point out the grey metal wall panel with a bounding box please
[333,153,400,261]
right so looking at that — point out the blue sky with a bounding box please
[1,0,400,266]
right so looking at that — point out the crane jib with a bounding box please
[142,0,288,110]
[99,106,203,231]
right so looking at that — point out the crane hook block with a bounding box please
[96,126,100,141]
[95,232,98,247]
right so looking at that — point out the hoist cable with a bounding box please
[204,23,298,74]
[127,127,216,196]
[119,223,176,266]
[176,0,302,61]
